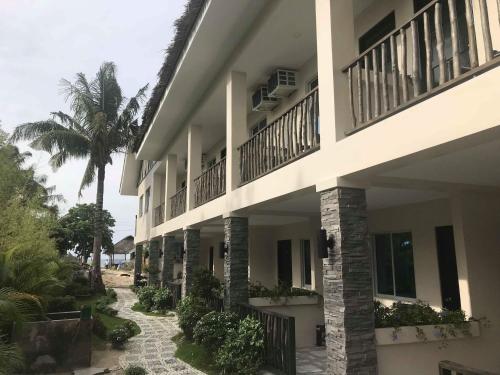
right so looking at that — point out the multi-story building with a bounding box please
[120,0,500,373]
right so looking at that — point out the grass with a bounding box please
[76,294,141,349]
[172,333,218,375]
[131,302,175,317]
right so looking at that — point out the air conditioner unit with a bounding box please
[268,69,297,98]
[252,86,278,112]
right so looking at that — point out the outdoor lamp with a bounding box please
[219,242,228,258]
[318,228,334,259]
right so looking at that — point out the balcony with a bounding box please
[238,88,319,185]
[194,158,226,207]
[153,203,164,227]
[344,0,500,134]
[170,187,187,219]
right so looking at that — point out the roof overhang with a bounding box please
[120,153,140,196]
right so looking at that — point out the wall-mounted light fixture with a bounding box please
[219,242,228,259]
[318,228,334,259]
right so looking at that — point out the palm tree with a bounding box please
[11,62,147,291]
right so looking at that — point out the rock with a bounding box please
[31,354,57,373]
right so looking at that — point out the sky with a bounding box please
[0,0,185,242]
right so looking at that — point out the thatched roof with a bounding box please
[111,235,135,255]
[135,0,207,151]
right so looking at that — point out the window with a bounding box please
[373,232,416,299]
[359,12,396,53]
[220,148,226,160]
[250,118,267,137]
[139,195,144,217]
[307,76,318,92]
[144,188,150,213]
[300,240,312,288]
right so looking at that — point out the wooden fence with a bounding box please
[238,303,296,375]
[343,0,499,131]
[194,158,226,207]
[170,187,187,218]
[238,88,319,184]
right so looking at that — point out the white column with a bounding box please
[187,124,202,210]
[315,0,356,146]
[226,71,248,192]
[164,154,177,220]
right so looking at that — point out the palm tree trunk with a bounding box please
[91,164,106,292]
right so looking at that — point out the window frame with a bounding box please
[144,188,150,213]
[300,239,312,289]
[306,76,318,93]
[139,195,144,217]
[372,231,417,301]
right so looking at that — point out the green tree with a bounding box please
[54,203,115,262]
[11,62,148,291]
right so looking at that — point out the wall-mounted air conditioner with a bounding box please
[268,69,297,98]
[252,86,279,112]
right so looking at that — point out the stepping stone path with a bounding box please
[113,288,203,375]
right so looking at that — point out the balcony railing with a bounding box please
[194,158,226,207]
[239,88,319,184]
[170,187,187,219]
[344,0,500,133]
[153,203,165,227]
[439,360,494,374]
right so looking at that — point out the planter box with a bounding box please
[376,321,481,346]
[248,295,320,307]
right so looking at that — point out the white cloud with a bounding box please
[0,0,186,241]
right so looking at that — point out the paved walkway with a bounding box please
[113,288,203,375]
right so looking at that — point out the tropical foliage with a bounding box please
[11,62,148,291]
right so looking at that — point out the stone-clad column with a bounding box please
[162,235,176,286]
[182,228,200,297]
[134,244,143,285]
[148,240,161,286]
[320,187,377,375]
[223,216,249,311]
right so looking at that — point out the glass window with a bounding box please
[374,232,416,299]
[301,240,312,288]
[220,148,226,159]
[307,76,318,92]
[144,188,150,213]
[250,118,267,136]
[139,195,143,217]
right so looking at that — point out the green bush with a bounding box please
[108,327,129,348]
[122,320,137,338]
[46,295,77,313]
[177,296,210,339]
[152,288,172,311]
[136,286,157,311]
[65,281,91,297]
[124,365,147,375]
[248,282,317,299]
[374,301,469,328]
[106,288,117,300]
[193,311,239,351]
[95,296,118,316]
[191,269,222,301]
[216,316,264,375]
[92,314,107,339]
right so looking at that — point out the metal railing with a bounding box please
[153,203,164,227]
[238,88,319,184]
[238,303,296,375]
[439,360,497,375]
[194,158,226,207]
[170,187,187,218]
[344,0,500,132]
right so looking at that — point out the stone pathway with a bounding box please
[112,288,203,375]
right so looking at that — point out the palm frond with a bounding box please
[10,120,66,143]
[0,338,24,375]
[79,158,96,196]
[50,111,90,140]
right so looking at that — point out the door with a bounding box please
[435,226,461,311]
[277,240,293,287]
[209,246,214,275]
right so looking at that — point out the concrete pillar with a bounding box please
[320,187,377,375]
[164,154,178,220]
[226,71,248,192]
[148,240,161,286]
[162,235,176,286]
[223,216,249,311]
[182,228,200,297]
[315,0,356,145]
[133,244,143,284]
[187,125,202,210]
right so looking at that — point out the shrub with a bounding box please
[46,295,77,313]
[65,281,91,297]
[137,286,157,311]
[216,316,264,375]
[92,314,107,339]
[124,365,147,375]
[191,269,222,301]
[108,327,129,348]
[95,296,118,316]
[106,288,117,300]
[152,288,172,311]
[194,311,239,351]
[122,320,137,338]
[248,282,317,299]
[176,296,210,339]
